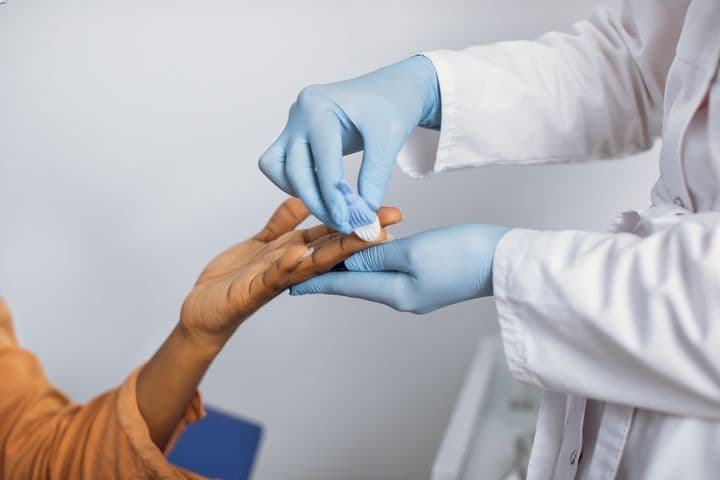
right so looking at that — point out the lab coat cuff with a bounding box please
[492,228,543,388]
[396,50,461,179]
[116,367,206,474]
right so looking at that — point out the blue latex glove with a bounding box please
[259,55,441,233]
[290,225,511,314]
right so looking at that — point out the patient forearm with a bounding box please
[136,323,223,450]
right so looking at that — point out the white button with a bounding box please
[569,449,577,465]
[674,197,685,208]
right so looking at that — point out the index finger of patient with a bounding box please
[307,206,402,265]
[293,226,390,281]
[301,206,402,243]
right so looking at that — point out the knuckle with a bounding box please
[410,305,431,315]
[258,152,277,175]
[394,299,414,313]
[391,281,414,313]
[297,85,325,108]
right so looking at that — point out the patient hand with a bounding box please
[180,198,402,350]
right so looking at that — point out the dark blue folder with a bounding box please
[168,406,262,480]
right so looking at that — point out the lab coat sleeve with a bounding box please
[397,0,689,178]
[493,213,720,419]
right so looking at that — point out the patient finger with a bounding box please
[305,206,403,268]
[309,231,388,271]
[247,244,308,303]
[0,298,14,338]
[375,206,403,230]
[255,198,309,242]
[289,213,401,284]
[302,224,333,243]
[301,206,403,243]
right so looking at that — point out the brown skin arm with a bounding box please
[137,198,402,449]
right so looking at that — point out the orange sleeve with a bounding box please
[0,298,207,479]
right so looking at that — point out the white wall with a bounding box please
[0,0,654,479]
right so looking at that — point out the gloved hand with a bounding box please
[290,224,511,314]
[259,55,441,233]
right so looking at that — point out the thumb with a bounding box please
[259,138,295,197]
[290,271,409,310]
[343,239,409,273]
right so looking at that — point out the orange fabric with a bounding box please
[0,298,207,479]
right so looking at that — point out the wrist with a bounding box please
[409,55,441,129]
[175,321,227,361]
[486,226,512,297]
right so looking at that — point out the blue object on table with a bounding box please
[168,406,262,480]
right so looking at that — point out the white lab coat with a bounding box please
[398,0,720,478]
